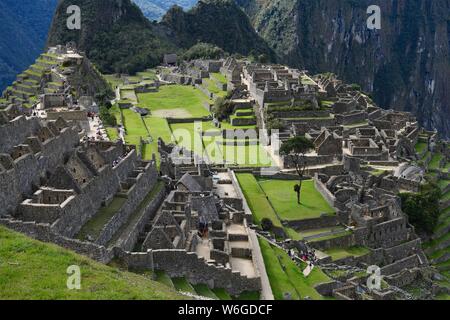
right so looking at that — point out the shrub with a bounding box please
[400,183,442,234]
[99,106,117,127]
[261,218,274,231]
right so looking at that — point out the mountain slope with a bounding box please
[132,0,198,21]
[0,226,185,299]
[47,0,177,74]
[161,0,274,58]
[0,0,58,92]
[237,0,450,139]
[47,0,274,74]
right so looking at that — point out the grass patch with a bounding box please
[429,153,444,170]
[258,237,329,300]
[154,270,174,288]
[106,127,119,141]
[107,182,164,248]
[203,78,227,98]
[76,196,127,241]
[137,85,211,118]
[193,284,218,299]
[322,246,370,261]
[143,116,173,165]
[415,142,428,154]
[0,226,184,299]
[236,174,282,228]
[210,72,227,84]
[172,277,196,294]
[257,179,335,221]
[212,288,232,300]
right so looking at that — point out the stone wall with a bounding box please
[0,125,79,216]
[0,116,41,154]
[95,163,159,245]
[119,249,261,296]
[110,184,167,251]
[0,218,114,263]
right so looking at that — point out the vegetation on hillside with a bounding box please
[0,226,185,300]
[400,183,442,235]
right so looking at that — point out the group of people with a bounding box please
[287,246,318,266]
[197,217,209,239]
[112,150,130,167]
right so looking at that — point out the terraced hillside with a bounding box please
[414,134,450,296]
[1,53,61,109]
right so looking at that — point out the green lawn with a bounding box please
[208,143,274,167]
[236,174,282,228]
[258,179,335,221]
[121,109,149,158]
[143,116,174,165]
[169,122,273,167]
[258,237,330,300]
[137,85,211,118]
[0,226,184,300]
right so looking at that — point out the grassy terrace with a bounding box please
[0,226,184,300]
[415,142,428,154]
[107,182,164,248]
[258,179,335,221]
[322,246,370,261]
[210,72,227,84]
[429,153,444,170]
[169,121,271,167]
[152,270,258,300]
[76,196,127,241]
[121,108,149,155]
[259,237,330,300]
[172,277,196,294]
[193,284,219,299]
[203,78,227,98]
[142,117,173,164]
[137,85,211,118]
[236,174,336,233]
[106,127,119,141]
[236,173,282,228]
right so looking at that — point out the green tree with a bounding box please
[212,97,234,120]
[399,183,442,234]
[280,136,315,204]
